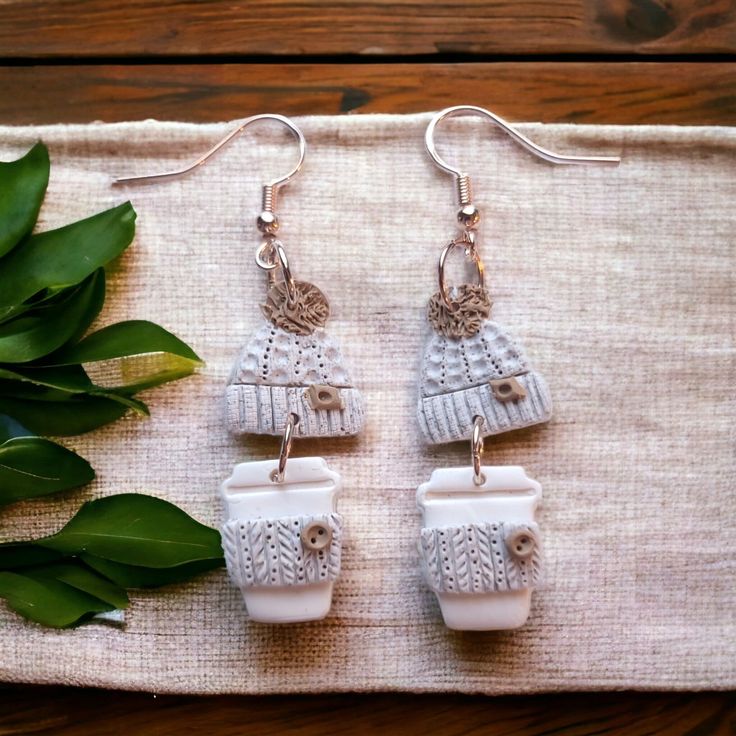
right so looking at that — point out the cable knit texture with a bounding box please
[230,322,352,386]
[227,322,364,436]
[420,321,528,395]
[420,522,542,594]
[418,320,551,443]
[222,513,342,588]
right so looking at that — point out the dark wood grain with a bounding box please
[0,687,733,735]
[1,62,735,125]
[0,0,734,58]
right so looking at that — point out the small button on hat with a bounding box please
[306,384,344,411]
[490,376,527,402]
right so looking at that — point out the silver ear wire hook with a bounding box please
[425,104,620,180]
[114,113,306,305]
[426,104,619,223]
[114,112,306,192]
[427,105,620,310]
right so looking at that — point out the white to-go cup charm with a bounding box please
[416,464,542,631]
[221,455,343,624]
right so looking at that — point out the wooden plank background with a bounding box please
[0,687,734,735]
[0,0,734,733]
[0,62,734,124]
[0,0,735,57]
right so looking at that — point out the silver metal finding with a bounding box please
[114,113,306,191]
[271,412,300,483]
[438,239,484,311]
[471,415,486,486]
[255,237,280,271]
[255,237,298,304]
[274,240,298,305]
[425,105,620,187]
[114,113,307,300]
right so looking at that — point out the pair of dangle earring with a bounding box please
[117,109,619,630]
[118,115,364,623]
[415,106,619,631]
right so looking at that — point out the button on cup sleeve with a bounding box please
[301,521,332,551]
[505,528,536,559]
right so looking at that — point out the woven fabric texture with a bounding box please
[0,115,733,694]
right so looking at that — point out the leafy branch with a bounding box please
[0,143,203,452]
[0,142,223,627]
[0,494,224,628]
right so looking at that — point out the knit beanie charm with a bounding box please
[417,283,552,444]
[226,279,364,438]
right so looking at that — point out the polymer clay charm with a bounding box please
[417,283,552,444]
[416,460,542,631]
[221,454,343,623]
[221,274,362,622]
[411,236,549,631]
[226,280,364,438]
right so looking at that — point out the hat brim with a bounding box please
[418,371,552,444]
[226,383,365,437]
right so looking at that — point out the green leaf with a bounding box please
[60,268,106,348]
[82,554,224,589]
[0,202,136,309]
[39,493,224,568]
[25,561,129,609]
[0,394,135,436]
[0,364,151,415]
[0,436,94,505]
[47,320,203,392]
[0,542,64,570]
[0,571,114,628]
[0,270,105,362]
[0,282,90,327]
[49,320,201,365]
[0,365,95,395]
[0,414,33,443]
[0,142,49,258]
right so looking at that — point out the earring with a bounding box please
[117,115,364,623]
[415,106,619,631]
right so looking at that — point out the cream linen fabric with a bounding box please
[0,115,733,694]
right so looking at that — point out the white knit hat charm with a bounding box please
[416,106,619,630]
[226,280,364,438]
[417,283,552,444]
[119,115,362,623]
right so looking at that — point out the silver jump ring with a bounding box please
[255,238,298,306]
[255,238,279,270]
[275,242,298,305]
[471,415,486,486]
[438,240,485,311]
[272,412,299,483]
